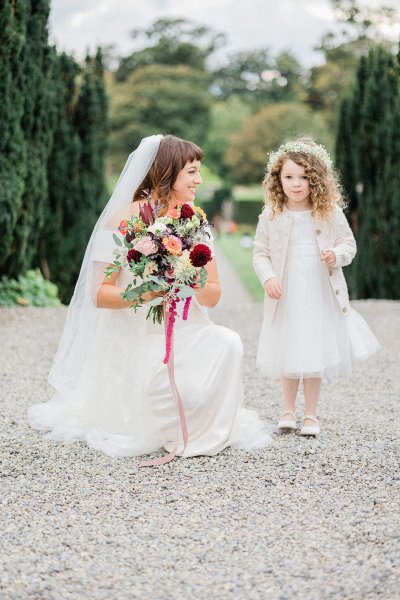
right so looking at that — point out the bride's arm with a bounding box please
[97,268,160,309]
[194,258,221,308]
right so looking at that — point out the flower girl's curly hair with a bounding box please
[133,135,203,215]
[263,136,346,220]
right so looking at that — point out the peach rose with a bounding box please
[167,207,180,219]
[118,220,129,235]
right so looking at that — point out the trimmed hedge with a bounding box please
[232,199,263,225]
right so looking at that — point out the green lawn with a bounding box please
[233,185,264,202]
[217,233,264,302]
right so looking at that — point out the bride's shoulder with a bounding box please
[128,199,149,219]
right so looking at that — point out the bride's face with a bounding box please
[171,160,203,205]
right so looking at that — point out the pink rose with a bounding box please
[134,236,158,256]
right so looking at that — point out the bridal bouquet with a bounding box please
[106,200,212,362]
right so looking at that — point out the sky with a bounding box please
[49,0,400,68]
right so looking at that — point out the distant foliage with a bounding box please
[225,103,332,184]
[109,64,211,171]
[213,49,305,106]
[115,18,224,81]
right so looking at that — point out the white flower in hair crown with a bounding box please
[266,141,333,172]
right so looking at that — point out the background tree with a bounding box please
[225,103,332,183]
[336,46,400,299]
[306,0,399,130]
[115,18,224,81]
[109,64,211,171]
[203,96,251,180]
[212,49,305,107]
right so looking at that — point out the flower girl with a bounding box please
[253,137,380,435]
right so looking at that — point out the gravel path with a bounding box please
[1,254,399,599]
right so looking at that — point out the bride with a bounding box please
[28,134,272,464]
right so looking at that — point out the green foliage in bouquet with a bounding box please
[0,269,61,307]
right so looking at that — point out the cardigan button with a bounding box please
[329,270,333,276]
[316,229,321,235]
[335,289,340,295]
[342,307,347,313]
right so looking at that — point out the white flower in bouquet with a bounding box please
[157,216,173,225]
[191,230,209,245]
[174,223,189,237]
[147,221,168,236]
[183,220,195,233]
[173,250,197,283]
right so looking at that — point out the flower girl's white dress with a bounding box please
[28,265,271,459]
[256,210,380,379]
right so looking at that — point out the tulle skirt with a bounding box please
[256,249,381,379]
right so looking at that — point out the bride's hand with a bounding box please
[142,290,165,303]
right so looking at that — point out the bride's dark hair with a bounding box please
[133,135,203,215]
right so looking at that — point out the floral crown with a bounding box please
[266,141,333,173]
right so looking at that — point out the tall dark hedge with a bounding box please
[40,50,108,302]
[0,1,29,268]
[0,2,108,302]
[336,46,400,299]
[38,53,82,299]
[10,0,57,275]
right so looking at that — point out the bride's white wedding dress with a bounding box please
[28,266,272,459]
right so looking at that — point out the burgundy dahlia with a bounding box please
[127,249,142,264]
[189,244,212,267]
[180,203,195,219]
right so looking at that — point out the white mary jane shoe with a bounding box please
[299,415,320,436]
[277,411,296,432]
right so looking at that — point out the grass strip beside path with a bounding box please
[217,233,264,302]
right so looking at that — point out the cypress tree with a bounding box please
[336,46,400,298]
[0,1,28,268]
[1,4,109,302]
[336,97,356,214]
[1,0,57,275]
[39,49,108,302]
[74,50,108,217]
[52,49,108,302]
[38,53,82,299]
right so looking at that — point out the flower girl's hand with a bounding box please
[264,278,282,300]
[321,250,336,267]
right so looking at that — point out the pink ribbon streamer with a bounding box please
[139,307,189,468]
[182,296,192,321]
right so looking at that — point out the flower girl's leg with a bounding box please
[303,378,321,425]
[281,376,300,415]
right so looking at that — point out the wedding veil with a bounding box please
[48,134,163,395]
